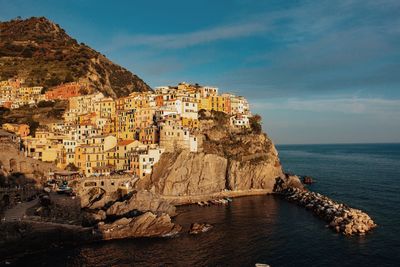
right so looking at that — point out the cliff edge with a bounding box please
[137,111,299,199]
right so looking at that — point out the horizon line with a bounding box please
[276,141,400,146]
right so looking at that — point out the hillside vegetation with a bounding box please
[0,17,151,97]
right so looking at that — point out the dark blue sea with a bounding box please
[9,143,400,266]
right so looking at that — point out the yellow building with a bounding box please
[24,135,63,165]
[124,94,149,110]
[204,95,231,113]
[116,110,136,140]
[106,140,143,171]
[198,98,209,111]
[181,117,199,129]
[134,107,155,129]
[75,144,108,176]
[2,123,30,137]
[95,97,116,119]
[18,86,43,104]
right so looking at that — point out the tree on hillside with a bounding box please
[249,114,262,134]
[65,163,79,171]
[64,72,74,83]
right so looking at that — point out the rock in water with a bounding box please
[280,187,377,236]
[97,212,181,240]
[189,223,213,235]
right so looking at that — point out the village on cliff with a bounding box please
[0,79,252,178]
[0,80,377,241]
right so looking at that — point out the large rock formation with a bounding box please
[106,190,176,217]
[138,151,228,196]
[227,158,283,191]
[138,111,290,197]
[97,212,182,240]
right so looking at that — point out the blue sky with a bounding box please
[1,0,400,144]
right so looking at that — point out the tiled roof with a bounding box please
[117,140,135,146]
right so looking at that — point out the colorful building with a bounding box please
[45,82,83,100]
[2,123,30,137]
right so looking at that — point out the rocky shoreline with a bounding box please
[279,187,377,235]
[1,184,378,261]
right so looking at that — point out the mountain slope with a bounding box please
[0,17,151,97]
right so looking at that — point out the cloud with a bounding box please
[252,97,400,115]
[214,1,400,98]
[106,21,270,51]
[102,0,400,102]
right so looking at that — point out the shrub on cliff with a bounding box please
[210,110,229,125]
[37,100,55,108]
[25,118,39,135]
[249,114,262,134]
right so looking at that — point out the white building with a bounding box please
[75,123,99,141]
[230,114,250,129]
[181,97,198,120]
[200,86,218,98]
[63,139,77,165]
[159,117,198,152]
[136,147,165,178]
[164,99,182,115]
[230,95,250,115]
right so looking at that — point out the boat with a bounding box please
[56,185,72,194]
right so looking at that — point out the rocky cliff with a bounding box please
[137,111,293,197]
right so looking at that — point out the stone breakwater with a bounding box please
[281,187,377,236]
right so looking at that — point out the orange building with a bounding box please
[2,123,30,137]
[224,96,231,114]
[155,95,164,107]
[45,82,83,100]
[139,126,159,144]
[115,97,126,111]
[0,101,12,109]
[78,112,98,125]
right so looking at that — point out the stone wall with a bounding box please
[0,140,57,180]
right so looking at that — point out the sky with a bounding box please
[1,0,399,144]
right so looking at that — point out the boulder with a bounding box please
[79,187,106,208]
[97,212,182,240]
[189,223,213,235]
[106,190,176,217]
[82,210,106,226]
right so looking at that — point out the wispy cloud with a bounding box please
[106,21,270,51]
[253,97,400,115]
[215,0,400,99]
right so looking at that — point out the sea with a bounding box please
[8,143,400,266]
